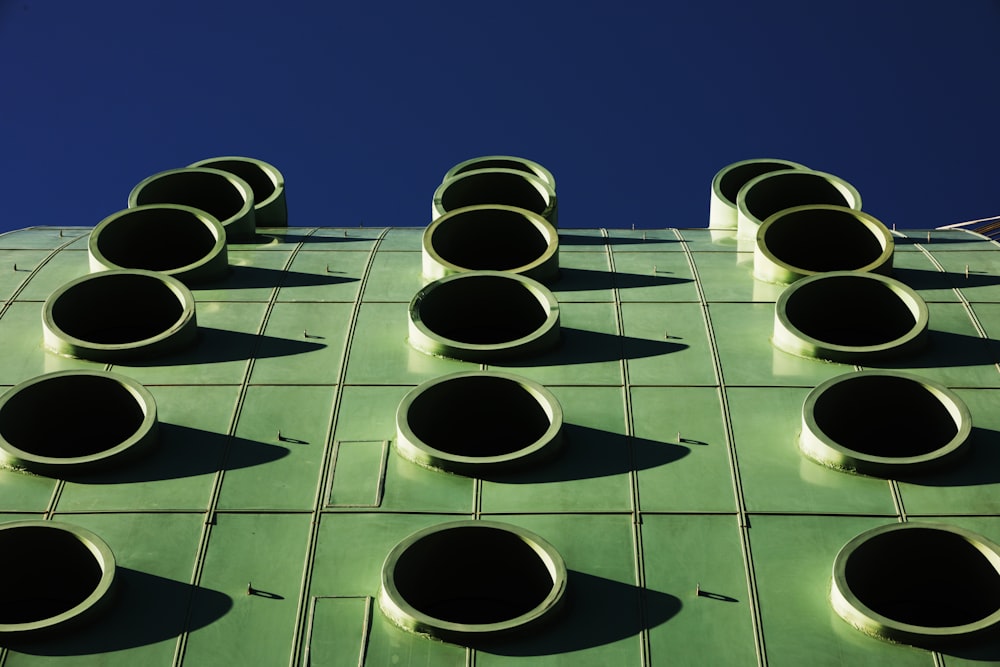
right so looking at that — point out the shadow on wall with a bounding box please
[471,570,681,657]
[479,425,689,485]
[895,426,1000,488]
[119,328,325,367]
[553,268,693,292]
[496,328,687,368]
[60,424,289,485]
[1,569,231,656]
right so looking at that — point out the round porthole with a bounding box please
[408,271,560,362]
[88,204,228,284]
[188,156,286,227]
[379,520,567,642]
[0,371,158,474]
[754,205,894,284]
[422,205,559,283]
[43,269,198,362]
[736,168,861,239]
[432,168,558,226]
[832,523,1000,646]
[442,155,556,191]
[800,371,971,475]
[128,167,255,241]
[773,271,927,363]
[396,371,564,474]
[709,158,807,230]
[0,521,116,637]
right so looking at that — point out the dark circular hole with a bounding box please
[440,172,549,217]
[812,376,957,458]
[94,207,217,272]
[50,273,184,345]
[0,375,145,459]
[718,161,800,205]
[844,527,1000,628]
[783,276,916,347]
[429,208,550,272]
[391,525,555,624]
[406,376,552,458]
[454,159,538,179]
[0,525,104,624]
[762,208,886,272]
[743,171,853,224]
[417,275,548,345]
[132,170,246,225]
[191,159,276,203]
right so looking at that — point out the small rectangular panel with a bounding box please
[306,597,370,667]
[327,441,387,508]
[607,229,685,252]
[0,301,98,386]
[689,251,786,303]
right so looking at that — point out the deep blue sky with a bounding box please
[2,1,998,232]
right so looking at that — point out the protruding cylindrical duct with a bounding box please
[0,521,116,637]
[422,205,559,283]
[736,168,861,239]
[88,204,228,284]
[188,156,286,227]
[442,155,556,191]
[800,371,971,475]
[773,271,927,363]
[754,205,894,284]
[43,269,198,361]
[395,371,564,474]
[408,271,560,362]
[709,158,807,229]
[0,371,158,474]
[832,523,1000,646]
[379,520,567,642]
[432,168,558,226]
[128,167,255,241]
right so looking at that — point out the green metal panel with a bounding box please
[0,219,997,667]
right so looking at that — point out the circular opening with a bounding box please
[433,169,557,225]
[188,156,286,227]
[43,270,197,361]
[736,169,860,238]
[755,205,894,284]
[773,271,927,363]
[801,372,971,475]
[0,371,158,474]
[128,167,255,240]
[396,372,563,474]
[832,523,1000,645]
[408,271,560,362]
[423,205,558,283]
[715,159,806,207]
[0,521,116,636]
[89,204,227,284]
[444,155,556,190]
[379,521,566,641]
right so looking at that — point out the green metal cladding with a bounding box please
[0,156,997,666]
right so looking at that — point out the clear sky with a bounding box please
[2,1,998,232]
